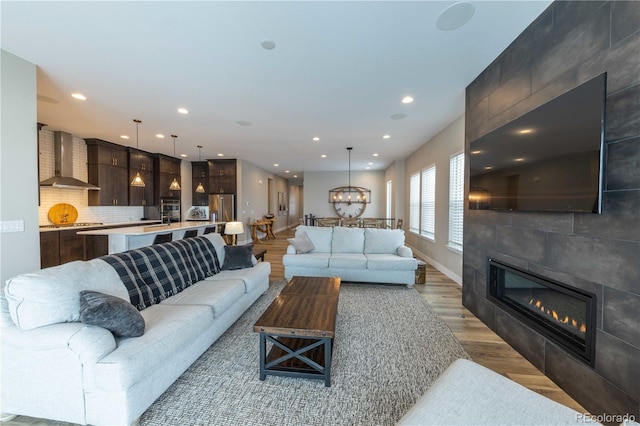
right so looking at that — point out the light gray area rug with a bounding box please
[140,282,470,426]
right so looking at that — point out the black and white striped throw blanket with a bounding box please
[100,236,221,310]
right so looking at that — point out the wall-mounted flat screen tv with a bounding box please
[469,73,606,213]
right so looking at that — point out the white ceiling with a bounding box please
[2,1,550,180]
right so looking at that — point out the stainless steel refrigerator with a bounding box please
[209,194,235,222]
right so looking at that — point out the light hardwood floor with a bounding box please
[261,226,586,413]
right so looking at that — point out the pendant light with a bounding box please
[130,119,146,187]
[169,134,181,191]
[195,145,206,193]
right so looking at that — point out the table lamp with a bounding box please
[224,222,244,246]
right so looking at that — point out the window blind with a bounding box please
[409,173,420,233]
[420,165,436,240]
[448,153,464,252]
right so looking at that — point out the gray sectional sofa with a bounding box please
[283,225,417,287]
[1,233,270,426]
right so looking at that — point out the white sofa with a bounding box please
[283,225,417,287]
[397,359,601,425]
[1,233,270,426]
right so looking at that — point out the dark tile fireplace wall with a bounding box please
[463,0,639,418]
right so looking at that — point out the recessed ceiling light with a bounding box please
[321,154,327,158]
[180,154,187,158]
[260,39,276,50]
[71,93,87,100]
[373,153,379,157]
[274,163,279,167]
[383,135,391,139]
[313,137,320,141]
[236,120,252,126]
[177,108,189,114]
[217,153,224,157]
[436,1,476,31]
[285,170,290,173]
[401,96,414,104]
[293,175,298,178]
[368,162,373,165]
[485,166,492,170]
[390,113,407,120]
[471,150,482,154]
[156,134,165,138]
[120,135,130,139]
[515,158,525,162]
[518,129,533,134]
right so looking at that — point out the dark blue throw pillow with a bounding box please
[221,244,254,270]
[79,290,145,337]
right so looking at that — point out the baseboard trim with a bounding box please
[408,246,462,286]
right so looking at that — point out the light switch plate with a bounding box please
[0,220,25,233]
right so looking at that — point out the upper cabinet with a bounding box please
[208,159,236,194]
[128,148,155,206]
[154,153,181,200]
[191,161,209,206]
[86,139,129,206]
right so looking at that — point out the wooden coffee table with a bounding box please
[253,276,341,387]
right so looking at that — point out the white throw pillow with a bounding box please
[288,231,315,253]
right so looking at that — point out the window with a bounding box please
[409,173,420,233]
[386,180,392,220]
[448,152,464,252]
[420,165,436,240]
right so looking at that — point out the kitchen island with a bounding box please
[77,221,224,254]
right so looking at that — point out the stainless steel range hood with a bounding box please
[39,131,100,190]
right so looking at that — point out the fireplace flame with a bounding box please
[528,298,586,334]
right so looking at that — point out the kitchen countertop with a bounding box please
[39,220,162,232]
[76,221,221,236]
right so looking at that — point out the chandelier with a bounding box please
[328,147,371,205]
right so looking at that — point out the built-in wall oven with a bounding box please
[160,199,181,224]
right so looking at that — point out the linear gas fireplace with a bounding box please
[487,259,597,366]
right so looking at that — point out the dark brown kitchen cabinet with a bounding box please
[191,161,209,206]
[40,229,84,268]
[154,153,181,200]
[208,159,236,194]
[59,229,85,264]
[86,139,129,206]
[84,235,109,260]
[128,148,154,206]
[40,231,60,268]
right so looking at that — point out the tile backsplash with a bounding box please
[39,129,144,225]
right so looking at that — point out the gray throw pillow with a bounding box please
[221,244,254,270]
[79,290,145,337]
[287,231,315,253]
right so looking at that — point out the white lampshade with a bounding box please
[224,222,244,235]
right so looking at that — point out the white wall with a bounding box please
[1,50,40,283]
[404,114,464,284]
[303,170,386,219]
